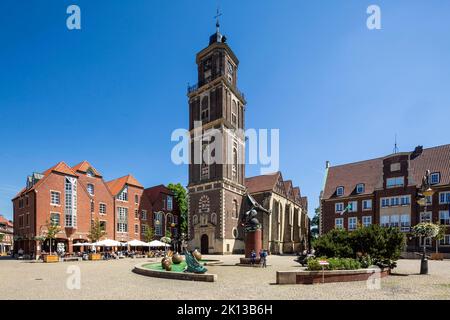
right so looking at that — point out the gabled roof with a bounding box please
[43,161,78,177]
[301,197,308,211]
[322,144,450,200]
[143,185,174,204]
[292,186,302,204]
[106,175,144,196]
[283,180,294,199]
[245,172,280,194]
[72,161,102,177]
[13,161,78,199]
[0,215,13,227]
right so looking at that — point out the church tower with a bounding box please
[187,16,246,254]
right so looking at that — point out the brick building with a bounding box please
[12,161,181,256]
[0,215,13,254]
[245,172,309,254]
[320,144,450,253]
[187,19,309,254]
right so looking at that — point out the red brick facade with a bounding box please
[321,145,450,253]
[12,161,181,256]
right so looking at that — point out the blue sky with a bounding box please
[1,0,450,221]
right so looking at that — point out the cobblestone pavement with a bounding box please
[0,255,449,300]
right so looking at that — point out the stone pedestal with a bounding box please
[239,229,262,265]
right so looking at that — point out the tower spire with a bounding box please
[393,134,399,154]
[214,6,222,33]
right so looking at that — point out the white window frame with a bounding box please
[348,201,358,213]
[167,196,173,211]
[335,203,344,213]
[348,217,357,231]
[50,191,61,206]
[141,210,147,221]
[117,187,128,202]
[363,199,372,211]
[400,214,410,232]
[50,212,60,226]
[87,183,95,196]
[430,172,440,185]
[356,184,365,194]
[336,186,344,197]
[386,177,405,188]
[439,235,450,246]
[99,203,107,215]
[439,211,450,225]
[439,192,450,204]
[117,207,128,233]
[362,216,372,227]
[335,218,344,229]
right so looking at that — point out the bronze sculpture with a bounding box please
[184,249,207,274]
[240,194,271,232]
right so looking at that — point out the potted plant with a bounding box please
[42,220,61,263]
[87,218,106,261]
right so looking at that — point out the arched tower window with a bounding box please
[211,212,217,225]
[232,100,237,126]
[192,214,198,225]
[201,96,209,122]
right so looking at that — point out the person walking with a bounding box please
[262,250,268,268]
[259,250,264,267]
[250,250,256,265]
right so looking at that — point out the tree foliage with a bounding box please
[312,224,405,269]
[143,226,154,243]
[88,218,106,243]
[167,183,188,234]
[310,207,320,238]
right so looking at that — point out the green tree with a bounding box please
[167,183,188,234]
[143,226,154,243]
[0,234,4,243]
[88,218,106,243]
[433,222,447,254]
[310,207,320,238]
[44,220,61,255]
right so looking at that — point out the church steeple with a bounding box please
[209,8,227,45]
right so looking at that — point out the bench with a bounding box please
[62,257,82,262]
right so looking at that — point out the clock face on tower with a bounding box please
[199,195,210,213]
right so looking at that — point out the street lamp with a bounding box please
[155,211,177,255]
[416,171,435,275]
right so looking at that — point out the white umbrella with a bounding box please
[93,239,122,247]
[127,239,149,247]
[148,240,171,248]
[73,242,91,247]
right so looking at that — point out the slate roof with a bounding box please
[322,144,450,200]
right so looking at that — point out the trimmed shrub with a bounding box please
[306,257,361,271]
[312,225,405,269]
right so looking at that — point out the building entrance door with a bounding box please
[200,234,209,254]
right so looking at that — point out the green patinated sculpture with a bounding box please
[184,249,207,274]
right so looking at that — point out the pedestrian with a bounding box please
[262,250,268,268]
[250,250,256,265]
[259,249,264,267]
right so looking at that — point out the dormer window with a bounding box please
[117,187,128,201]
[86,169,95,177]
[356,184,365,194]
[430,172,440,185]
[336,186,344,197]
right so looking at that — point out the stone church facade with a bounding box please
[187,21,309,254]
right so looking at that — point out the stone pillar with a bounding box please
[240,229,262,264]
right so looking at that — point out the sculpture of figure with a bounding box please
[240,194,271,232]
[184,249,207,274]
[421,170,431,191]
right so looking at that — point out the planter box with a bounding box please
[277,268,389,285]
[43,255,59,263]
[89,253,102,261]
[431,253,444,260]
